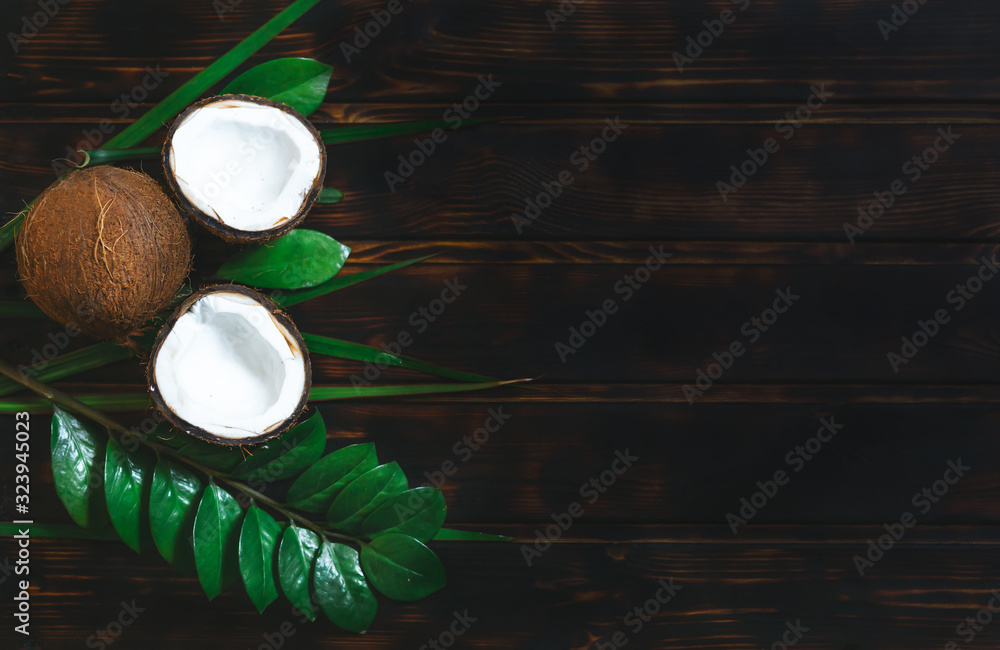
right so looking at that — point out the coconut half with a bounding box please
[162,94,326,243]
[148,285,311,446]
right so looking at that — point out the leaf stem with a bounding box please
[0,357,363,547]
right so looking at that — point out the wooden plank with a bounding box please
[3,120,999,240]
[2,1,1000,103]
[7,259,1000,382]
[5,537,1000,648]
[0,400,996,526]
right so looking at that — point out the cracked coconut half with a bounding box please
[162,94,326,243]
[148,285,311,446]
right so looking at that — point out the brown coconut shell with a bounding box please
[162,94,327,244]
[147,284,312,447]
[16,166,192,343]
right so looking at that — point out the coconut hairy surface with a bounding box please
[162,94,327,244]
[16,166,192,343]
[148,284,311,446]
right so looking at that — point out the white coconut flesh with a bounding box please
[167,98,322,232]
[153,291,307,440]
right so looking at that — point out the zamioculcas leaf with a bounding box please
[326,462,407,533]
[193,484,244,600]
[358,487,446,543]
[150,457,204,573]
[222,58,333,118]
[275,255,436,308]
[232,409,326,482]
[314,542,377,632]
[50,406,109,530]
[216,230,351,289]
[286,443,378,513]
[104,437,155,553]
[239,506,282,613]
[360,533,446,601]
[278,526,321,621]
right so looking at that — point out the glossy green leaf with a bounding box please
[286,443,378,513]
[302,332,495,383]
[359,487,446,543]
[239,506,282,613]
[193,484,244,601]
[275,254,436,308]
[104,437,155,553]
[50,406,109,530]
[216,230,351,289]
[150,457,204,573]
[155,424,244,474]
[432,528,511,542]
[232,410,326,482]
[314,542,377,633]
[278,526,321,621]
[360,533,446,601]
[316,187,344,204]
[320,117,500,145]
[326,462,407,533]
[222,58,332,117]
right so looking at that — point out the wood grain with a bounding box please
[2,0,999,647]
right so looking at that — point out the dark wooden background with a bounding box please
[2,1,1000,648]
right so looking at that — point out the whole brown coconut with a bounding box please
[16,166,192,343]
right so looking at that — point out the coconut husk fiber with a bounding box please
[16,166,192,343]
